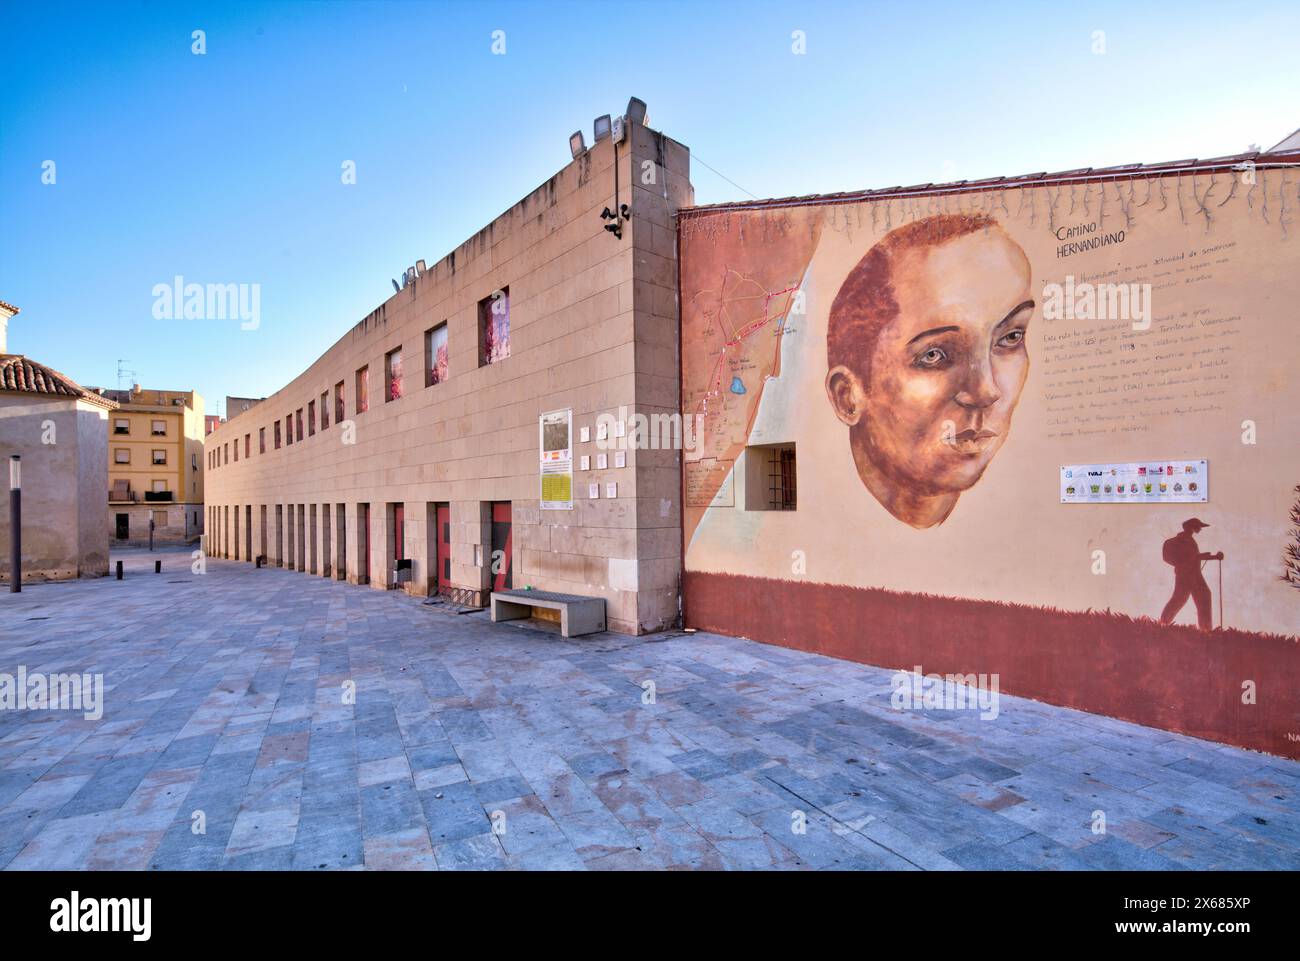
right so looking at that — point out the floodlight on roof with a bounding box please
[569,130,586,158]
[626,97,647,125]
[593,114,612,142]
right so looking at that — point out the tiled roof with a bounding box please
[680,148,1300,217]
[0,354,118,408]
[0,300,19,315]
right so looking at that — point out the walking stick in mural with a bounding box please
[1160,518,1225,631]
[1218,556,1223,629]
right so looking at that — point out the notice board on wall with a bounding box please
[1060,459,1208,503]
[540,408,573,510]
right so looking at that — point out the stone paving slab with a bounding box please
[0,546,1297,871]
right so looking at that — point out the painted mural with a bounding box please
[680,162,1300,756]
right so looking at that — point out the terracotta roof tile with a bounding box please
[0,354,117,408]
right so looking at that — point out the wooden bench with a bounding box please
[490,589,606,637]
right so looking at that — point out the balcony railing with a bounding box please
[109,489,174,503]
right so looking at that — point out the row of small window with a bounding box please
[115,449,170,465]
[113,418,169,436]
[210,290,510,470]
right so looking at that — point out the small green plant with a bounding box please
[1283,485,1300,591]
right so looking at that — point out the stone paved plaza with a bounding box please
[1,547,1297,871]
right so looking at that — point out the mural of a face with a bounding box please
[826,214,1033,529]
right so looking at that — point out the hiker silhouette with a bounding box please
[1159,518,1223,630]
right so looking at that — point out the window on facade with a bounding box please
[152,479,166,493]
[767,446,797,510]
[286,415,293,445]
[152,509,167,527]
[274,421,282,449]
[335,381,345,424]
[308,401,316,436]
[192,453,198,470]
[740,444,798,511]
[320,391,329,429]
[244,434,250,458]
[233,441,239,462]
[113,418,130,435]
[385,347,403,402]
[114,448,130,464]
[356,366,369,414]
[295,409,303,442]
[479,287,510,365]
[426,323,448,386]
[151,419,166,436]
[259,427,266,453]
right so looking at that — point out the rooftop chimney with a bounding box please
[0,300,18,354]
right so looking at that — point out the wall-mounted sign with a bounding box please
[1060,459,1207,504]
[540,408,573,510]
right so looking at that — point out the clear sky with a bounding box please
[2,0,1297,416]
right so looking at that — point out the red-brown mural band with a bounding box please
[685,570,1300,760]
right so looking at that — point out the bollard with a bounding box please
[154,560,161,574]
[116,560,123,580]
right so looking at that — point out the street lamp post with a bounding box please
[9,455,20,593]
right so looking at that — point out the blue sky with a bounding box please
[2,0,1297,415]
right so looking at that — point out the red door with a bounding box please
[436,504,451,594]
[358,503,370,585]
[490,502,512,591]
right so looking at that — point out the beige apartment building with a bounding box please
[204,119,691,634]
[92,385,206,544]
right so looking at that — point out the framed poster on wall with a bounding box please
[540,408,573,510]
[1060,459,1208,503]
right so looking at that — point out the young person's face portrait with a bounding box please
[826,217,1033,529]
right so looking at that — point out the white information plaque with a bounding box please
[1061,459,1207,504]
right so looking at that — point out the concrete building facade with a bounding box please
[203,121,691,635]
[1,340,117,582]
[225,395,264,420]
[91,385,206,545]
